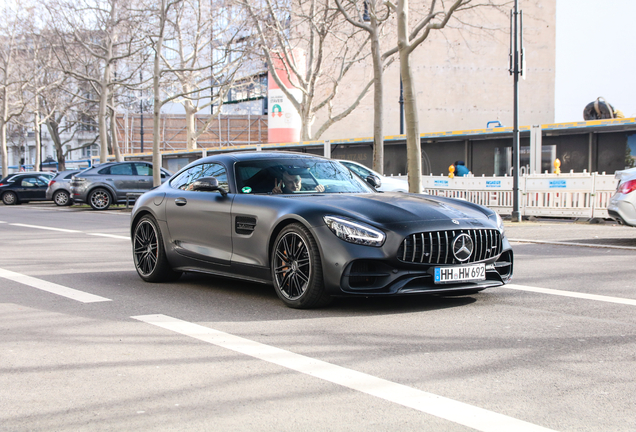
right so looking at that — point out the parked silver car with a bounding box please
[608,167,636,226]
[46,170,81,206]
[338,160,410,192]
[70,162,172,210]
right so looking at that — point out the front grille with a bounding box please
[397,229,502,264]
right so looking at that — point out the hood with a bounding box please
[287,192,491,225]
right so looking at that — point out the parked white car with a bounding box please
[338,160,409,192]
[608,166,636,226]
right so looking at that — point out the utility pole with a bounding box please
[509,0,524,222]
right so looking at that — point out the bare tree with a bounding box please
[48,0,148,164]
[161,0,254,151]
[389,0,498,193]
[335,0,397,174]
[243,0,376,142]
[0,6,33,176]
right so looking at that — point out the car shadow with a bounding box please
[170,271,479,321]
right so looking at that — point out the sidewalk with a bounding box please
[504,219,636,249]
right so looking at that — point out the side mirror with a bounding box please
[365,174,381,189]
[191,177,228,196]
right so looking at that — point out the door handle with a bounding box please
[175,198,187,206]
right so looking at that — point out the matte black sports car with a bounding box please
[130,151,513,308]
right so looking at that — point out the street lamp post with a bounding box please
[509,0,524,222]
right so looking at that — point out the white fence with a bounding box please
[395,172,618,219]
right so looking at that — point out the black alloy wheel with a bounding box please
[89,188,111,210]
[133,215,181,282]
[271,223,331,309]
[53,190,71,206]
[2,191,18,205]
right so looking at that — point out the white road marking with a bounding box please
[10,223,81,233]
[503,284,636,306]
[3,222,129,240]
[0,268,111,303]
[88,233,130,240]
[133,314,557,432]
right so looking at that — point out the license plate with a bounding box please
[434,263,485,284]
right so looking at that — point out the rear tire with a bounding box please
[89,188,111,210]
[271,223,332,309]
[133,214,182,282]
[53,190,71,206]
[2,191,18,205]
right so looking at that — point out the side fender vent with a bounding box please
[235,216,257,235]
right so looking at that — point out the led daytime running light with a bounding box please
[323,216,385,247]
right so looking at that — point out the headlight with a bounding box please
[323,216,385,247]
[490,212,505,234]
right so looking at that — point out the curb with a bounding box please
[509,238,636,251]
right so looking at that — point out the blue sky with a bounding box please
[555,0,636,121]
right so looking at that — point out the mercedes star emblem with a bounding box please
[452,233,473,262]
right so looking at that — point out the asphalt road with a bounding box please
[1,204,635,432]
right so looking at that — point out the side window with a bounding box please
[98,167,111,175]
[109,164,134,175]
[170,163,229,193]
[134,163,153,176]
[21,177,37,187]
[35,176,50,186]
[348,163,370,178]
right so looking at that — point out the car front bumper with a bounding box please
[311,225,513,297]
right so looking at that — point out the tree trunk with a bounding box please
[397,0,422,193]
[34,111,41,171]
[47,119,66,171]
[111,110,123,162]
[110,91,123,162]
[371,26,384,174]
[185,101,197,150]
[1,117,7,176]
[98,79,110,163]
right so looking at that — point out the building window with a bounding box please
[81,144,99,158]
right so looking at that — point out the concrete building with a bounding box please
[315,1,556,141]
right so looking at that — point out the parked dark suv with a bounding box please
[70,162,172,210]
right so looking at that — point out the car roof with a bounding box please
[202,151,330,164]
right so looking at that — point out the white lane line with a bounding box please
[88,233,130,240]
[4,222,129,240]
[503,284,636,306]
[0,268,111,303]
[10,223,82,233]
[133,314,557,432]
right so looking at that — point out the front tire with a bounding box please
[2,191,18,205]
[89,188,111,210]
[133,215,181,282]
[53,190,71,206]
[271,223,332,309]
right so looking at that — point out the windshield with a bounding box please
[235,158,375,194]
